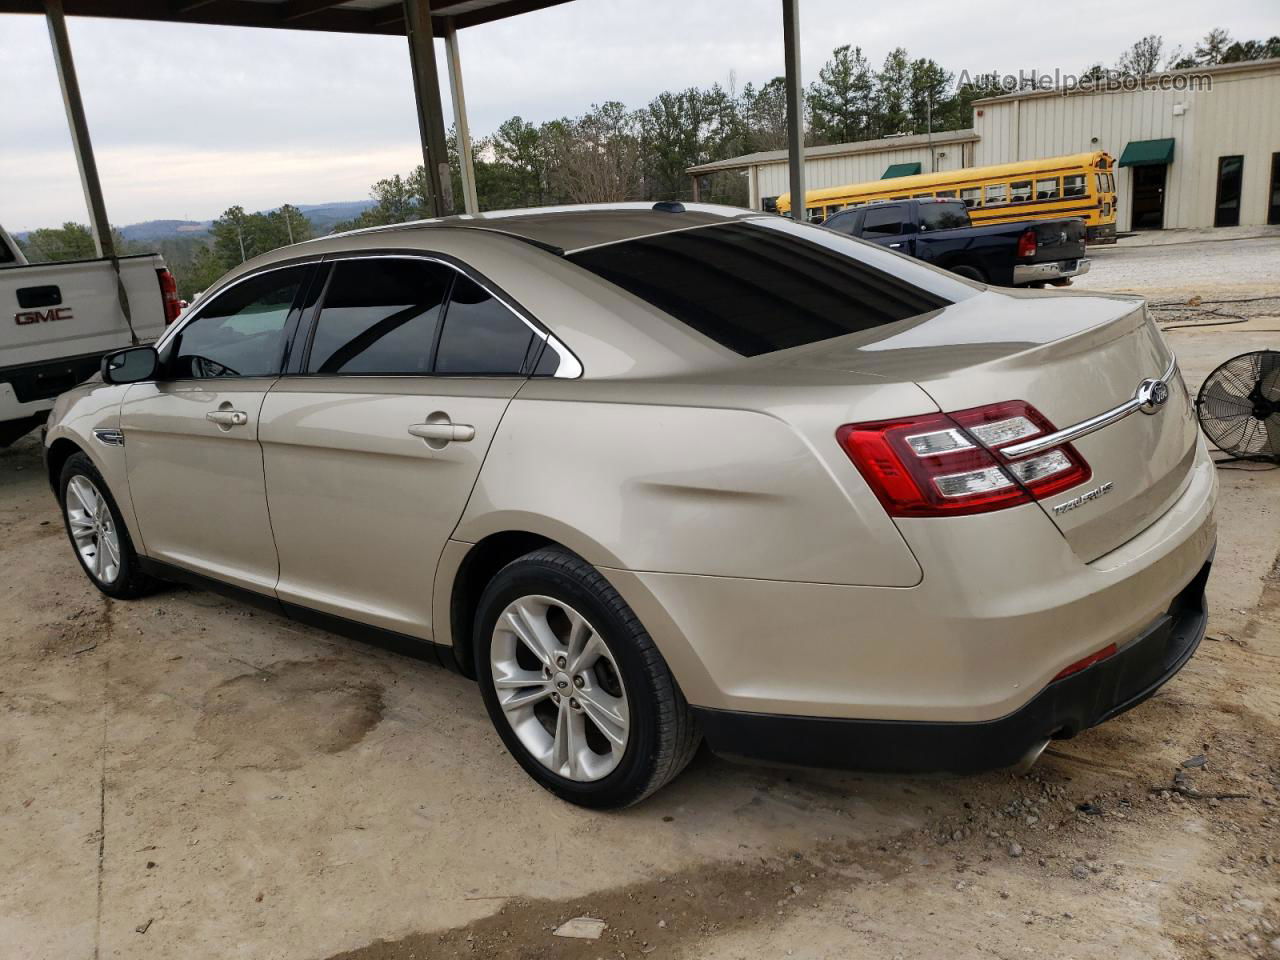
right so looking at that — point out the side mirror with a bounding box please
[102,346,158,384]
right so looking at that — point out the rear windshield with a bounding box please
[566,220,953,357]
[918,201,970,232]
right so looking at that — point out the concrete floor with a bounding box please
[2,236,1278,960]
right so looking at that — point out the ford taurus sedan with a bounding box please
[44,203,1217,808]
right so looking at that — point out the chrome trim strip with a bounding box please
[155,259,319,351]
[1001,355,1178,459]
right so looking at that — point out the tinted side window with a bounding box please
[862,207,904,236]
[0,235,15,264]
[823,210,860,236]
[307,259,450,375]
[918,202,970,231]
[173,266,307,378]
[567,220,952,357]
[435,275,535,375]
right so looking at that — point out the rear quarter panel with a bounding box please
[455,376,929,587]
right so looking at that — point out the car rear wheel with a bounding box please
[474,547,700,808]
[59,452,156,599]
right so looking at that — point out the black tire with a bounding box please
[474,547,700,808]
[58,452,156,600]
[950,264,986,283]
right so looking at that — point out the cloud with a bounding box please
[1,0,1276,227]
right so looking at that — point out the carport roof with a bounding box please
[0,0,573,33]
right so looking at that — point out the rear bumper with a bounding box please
[694,555,1210,774]
[1013,257,1091,285]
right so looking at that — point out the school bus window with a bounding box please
[805,207,822,220]
[1010,180,1032,203]
[1095,173,1109,195]
[1035,177,1059,200]
[960,187,981,207]
[1063,174,1086,198]
[1106,172,1116,192]
[985,183,1008,205]
[890,195,908,201]
[936,189,957,198]
[912,192,933,199]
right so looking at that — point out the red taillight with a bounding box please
[157,268,181,325]
[1016,228,1037,259]
[836,400,1091,518]
[1052,643,1117,681]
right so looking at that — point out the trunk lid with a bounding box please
[774,288,1198,561]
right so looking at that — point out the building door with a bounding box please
[1268,153,1280,226]
[1131,165,1167,230]
[1214,155,1244,228]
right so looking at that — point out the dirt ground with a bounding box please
[2,234,1278,960]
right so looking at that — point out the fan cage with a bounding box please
[1195,350,1280,461]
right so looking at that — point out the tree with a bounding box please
[1115,34,1165,75]
[875,48,912,137]
[209,204,314,268]
[739,77,789,151]
[808,45,875,144]
[908,58,952,135]
[1222,35,1280,62]
[543,102,643,203]
[1193,28,1233,65]
[16,222,128,262]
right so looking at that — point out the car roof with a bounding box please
[322,202,767,255]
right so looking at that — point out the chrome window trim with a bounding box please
[1002,356,1179,459]
[319,252,583,379]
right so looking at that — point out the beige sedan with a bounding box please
[44,203,1217,807]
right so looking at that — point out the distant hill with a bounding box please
[21,199,378,247]
[119,219,210,244]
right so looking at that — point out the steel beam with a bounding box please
[781,0,806,222]
[403,0,453,217]
[44,0,113,257]
[443,17,478,214]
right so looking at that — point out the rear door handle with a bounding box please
[206,410,248,427]
[408,421,475,443]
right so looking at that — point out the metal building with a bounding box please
[690,58,1280,232]
[688,129,979,211]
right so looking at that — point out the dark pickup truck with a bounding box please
[821,198,1089,288]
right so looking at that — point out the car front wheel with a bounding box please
[59,452,155,599]
[474,547,699,808]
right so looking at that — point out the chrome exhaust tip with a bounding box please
[1010,739,1051,775]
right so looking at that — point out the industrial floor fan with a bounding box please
[1195,350,1280,462]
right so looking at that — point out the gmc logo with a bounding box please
[14,307,72,326]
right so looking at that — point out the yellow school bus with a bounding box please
[777,151,1117,243]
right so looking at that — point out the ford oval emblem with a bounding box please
[1137,378,1170,414]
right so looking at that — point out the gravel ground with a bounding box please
[2,237,1278,960]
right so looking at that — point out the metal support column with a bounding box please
[44,0,113,258]
[690,175,701,202]
[781,0,806,221]
[442,17,478,215]
[403,0,454,217]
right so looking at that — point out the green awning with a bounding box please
[1118,138,1175,167]
[881,162,922,179]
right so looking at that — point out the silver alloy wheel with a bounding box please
[490,595,630,782]
[65,475,121,585]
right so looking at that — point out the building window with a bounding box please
[1268,153,1280,226]
[960,187,981,207]
[1063,174,1087,198]
[1035,177,1060,200]
[984,183,1008,205]
[1214,155,1244,227]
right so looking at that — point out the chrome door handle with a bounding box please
[408,422,475,442]
[206,410,248,427]
[889,242,904,249]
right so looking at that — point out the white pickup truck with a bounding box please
[0,223,180,445]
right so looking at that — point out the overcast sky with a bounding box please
[0,0,1274,230]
